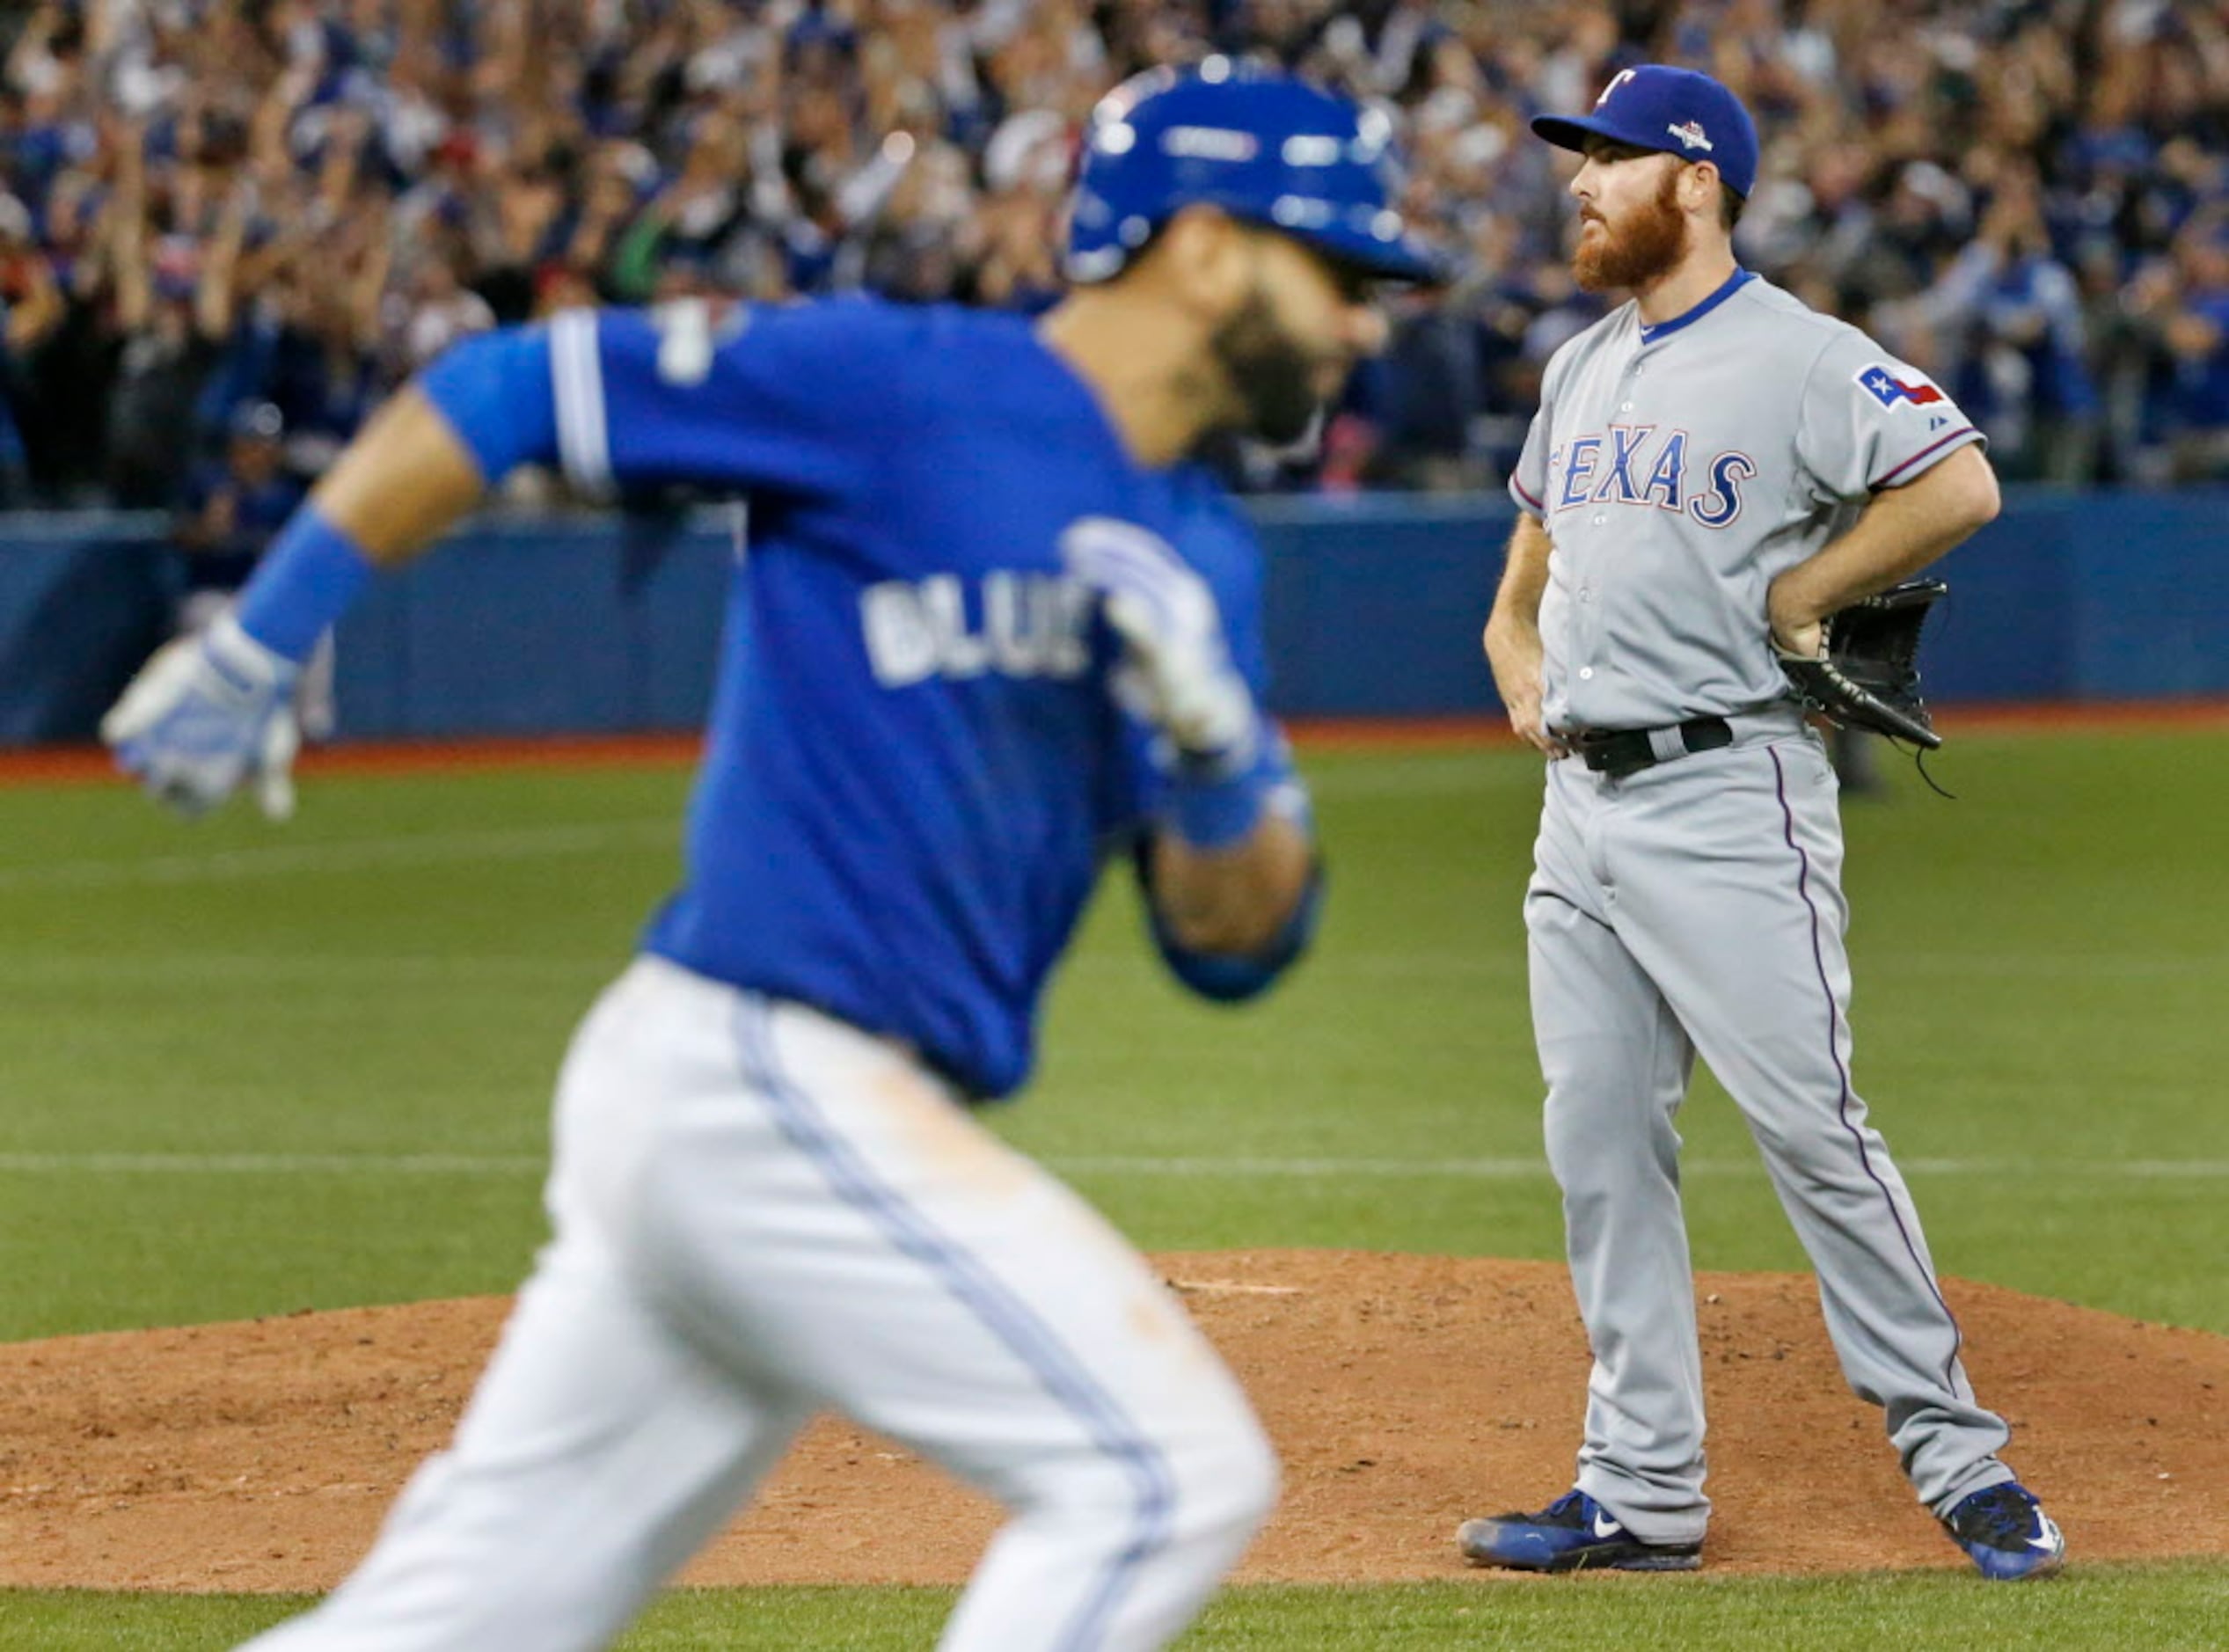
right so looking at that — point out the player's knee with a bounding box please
[1115,1394,1278,1554]
[1544,1105,1623,1195]
[1745,1111,1868,1193]
[1009,1377,1277,1563]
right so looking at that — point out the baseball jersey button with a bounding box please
[1592,515,1606,525]
[1621,401,1634,412]
[1579,667,1595,680]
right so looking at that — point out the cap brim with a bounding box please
[1530,113,1628,156]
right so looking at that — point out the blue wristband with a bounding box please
[1166,764,1272,851]
[232,508,377,662]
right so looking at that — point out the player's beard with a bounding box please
[1208,284,1333,447]
[1574,168,1691,292]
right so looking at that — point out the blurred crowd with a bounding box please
[0,0,2224,522]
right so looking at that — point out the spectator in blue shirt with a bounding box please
[172,399,332,740]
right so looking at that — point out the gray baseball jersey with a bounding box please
[1502,268,2021,1547]
[1511,271,1983,734]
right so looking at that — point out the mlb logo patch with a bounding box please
[1667,121,1714,152]
[1858,363,1946,409]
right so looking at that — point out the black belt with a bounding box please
[1572,716,1735,780]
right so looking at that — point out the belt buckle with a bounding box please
[1574,729,1648,779]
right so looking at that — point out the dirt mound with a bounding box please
[2,1251,2222,1590]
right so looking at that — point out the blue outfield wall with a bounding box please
[2,486,2225,743]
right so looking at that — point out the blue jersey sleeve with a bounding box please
[546,300,883,500]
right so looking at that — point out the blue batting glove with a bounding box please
[1062,516,1260,778]
[101,611,303,821]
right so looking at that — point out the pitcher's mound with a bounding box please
[1,1251,2222,1590]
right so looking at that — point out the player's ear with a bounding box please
[1148,203,1253,318]
[1683,160,1725,219]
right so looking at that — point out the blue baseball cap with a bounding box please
[1531,65,1759,199]
[1066,60,1440,285]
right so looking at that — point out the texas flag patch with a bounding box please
[1857,362,1946,410]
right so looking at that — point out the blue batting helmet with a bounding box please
[1064,61,1439,285]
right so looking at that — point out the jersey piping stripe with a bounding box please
[550,310,614,497]
[1768,746,1969,1400]
[732,997,1179,1651]
[1635,267,1757,344]
[1875,428,1979,487]
[1511,476,1546,511]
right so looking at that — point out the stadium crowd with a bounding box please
[0,0,2223,513]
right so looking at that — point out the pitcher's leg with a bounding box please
[239,1230,808,1652]
[1529,880,1707,1543]
[1749,1112,2010,1508]
[1616,741,2010,1511]
[647,996,1275,1652]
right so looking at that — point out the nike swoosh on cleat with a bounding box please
[1591,1512,1623,1539]
[2028,1515,2063,1552]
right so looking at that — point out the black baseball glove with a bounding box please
[1775,578,1947,748]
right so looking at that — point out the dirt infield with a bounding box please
[2,1250,2221,1591]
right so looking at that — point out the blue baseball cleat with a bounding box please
[1457,1488,1703,1573]
[1940,1480,2065,1580]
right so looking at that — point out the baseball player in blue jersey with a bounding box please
[1457,68,2065,1581]
[100,66,1435,1652]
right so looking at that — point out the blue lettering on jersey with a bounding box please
[1591,424,1653,503]
[1639,429,1686,509]
[1560,436,1603,508]
[1688,451,1757,527]
[1549,427,1750,526]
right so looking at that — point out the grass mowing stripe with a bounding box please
[4,945,2218,983]
[7,1570,2227,1651]
[0,1151,548,1174]
[3,1151,2227,1180]
[0,819,676,888]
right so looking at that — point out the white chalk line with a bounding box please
[0,1151,2222,1180]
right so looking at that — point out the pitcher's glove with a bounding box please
[1776,577,1947,749]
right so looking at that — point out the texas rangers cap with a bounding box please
[1531,65,1759,198]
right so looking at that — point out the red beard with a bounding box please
[1574,167,1692,292]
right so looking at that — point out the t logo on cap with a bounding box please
[1596,69,1638,107]
[1532,64,1760,199]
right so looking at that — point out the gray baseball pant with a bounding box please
[1525,726,2012,1545]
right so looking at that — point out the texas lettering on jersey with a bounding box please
[1548,426,1757,529]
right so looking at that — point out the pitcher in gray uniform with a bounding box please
[1456,66,2065,1582]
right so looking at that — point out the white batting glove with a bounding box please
[1062,517,1260,775]
[101,610,303,822]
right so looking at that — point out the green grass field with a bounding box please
[4,728,2226,1648]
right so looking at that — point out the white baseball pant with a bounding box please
[238,956,1276,1651]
